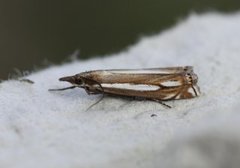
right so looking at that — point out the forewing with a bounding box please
[85,68,188,85]
[173,84,200,100]
[104,66,193,74]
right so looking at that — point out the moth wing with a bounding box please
[105,66,193,75]
[174,84,200,99]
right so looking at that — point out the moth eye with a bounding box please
[74,78,83,85]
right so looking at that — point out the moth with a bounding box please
[49,66,200,108]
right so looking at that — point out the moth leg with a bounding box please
[48,86,76,91]
[86,94,105,111]
[84,86,92,95]
[83,83,104,95]
[151,99,172,108]
[91,81,104,93]
[82,77,104,95]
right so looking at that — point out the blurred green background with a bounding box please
[0,0,239,79]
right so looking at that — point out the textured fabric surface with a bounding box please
[1,12,240,168]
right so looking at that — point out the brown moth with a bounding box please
[49,66,200,108]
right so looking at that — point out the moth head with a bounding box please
[185,72,198,85]
[59,75,84,86]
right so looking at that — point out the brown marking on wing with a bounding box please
[80,71,187,86]
[100,85,182,100]
[99,83,200,101]
[178,84,199,99]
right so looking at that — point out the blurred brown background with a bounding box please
[0,0,239,79]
